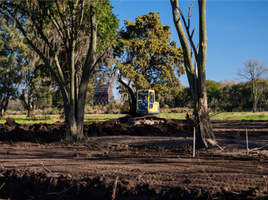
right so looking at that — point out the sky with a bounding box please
[110,0,268,87]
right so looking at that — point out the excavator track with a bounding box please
[118,114,166,125]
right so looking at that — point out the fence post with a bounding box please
[246,128,249,154]
[193,127,195,157]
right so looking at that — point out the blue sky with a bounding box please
[110,0,268,87]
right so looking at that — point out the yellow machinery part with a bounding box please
[120,93,130,114]
[148,89,159,114]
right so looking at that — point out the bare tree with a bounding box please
[219,79,237,88]
[237,58,268,112]
[170,0,215,148]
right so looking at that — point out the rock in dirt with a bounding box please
[165,119,174,125]
[4,117,16,127]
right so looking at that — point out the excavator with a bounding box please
[94,69,162,124]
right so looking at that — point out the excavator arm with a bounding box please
[94,69,137,113]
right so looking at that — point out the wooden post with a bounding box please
[193,127,196,157]
[246,128,249,154]
[111,176,119,200]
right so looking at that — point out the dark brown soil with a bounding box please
[0,119,268,199]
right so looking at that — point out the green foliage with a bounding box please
[0,0,120,139]
[237,58,268,112]
[52,89,63,110]
[206,80,222,106]
[0,17,29,115]
[173,78,268,112]
[173,87,193,107]
[113,12,184,101]
[19,60,55,116]
[222,82,252,111]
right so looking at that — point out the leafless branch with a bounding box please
[176,6,199,66]
[237,58,268,81]
[188,4,193,29]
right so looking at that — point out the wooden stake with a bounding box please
[246,128,249,154]
[42,164,52,173]
[193,127,196,157]
[0,182,6,190]
[111,176,119,200]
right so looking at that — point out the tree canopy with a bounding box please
[206,80,222,106]
[0,0,119,140]
[237,58,268,112]
[113,12,184,101]
[0,17,29,116]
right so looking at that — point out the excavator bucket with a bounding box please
[93,85,114,105]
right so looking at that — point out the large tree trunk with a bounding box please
[171,0,215,148]
[64,104,83,141]
[27,108,34,118]
[0,98,4,118]
[252,82,264,113]
[63,6,97,141]
[63,98,87,141]
[0,98,9,117]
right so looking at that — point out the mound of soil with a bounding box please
[88,119,191,137]
[0,118,192,143]
[1,167,263,200]
[0,144,267,200]
[0,122,65,143]
[1,118,268,199]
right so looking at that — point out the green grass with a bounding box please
[0,115,61,124]
[0,114,125,125]
[84,114,125,124]
[210,112,268,121]
[155,113,186,119]
[1,111,268,124]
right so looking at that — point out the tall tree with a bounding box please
[174,87,193,107]
[237,58,268,112]
[170,0,215,148]
[0,0,119,140]
[19,61,53,117]
[0,17,27,117]
[222,82,252,111]
[113,12,184,102]
[206,80,222,107]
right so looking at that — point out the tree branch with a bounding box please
[56,1,70,48]
[0,9,69,103]
[46,8,68,50]
[79,0,85,26]
[90,25,125,74]
[176,6,199,66]
[188,4,193,29]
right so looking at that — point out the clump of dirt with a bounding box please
[0,123,65,143]
[1,119,268,199]
[88,119,191,137]
[0,168,264,200]
[4,117,17,127]
[0,118,192,143]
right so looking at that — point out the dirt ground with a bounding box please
[0,118,268,199]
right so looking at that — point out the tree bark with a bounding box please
[0,98,4,117]
[64,5,98,141]
[27,108,34,118]
[170,0,215,148]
